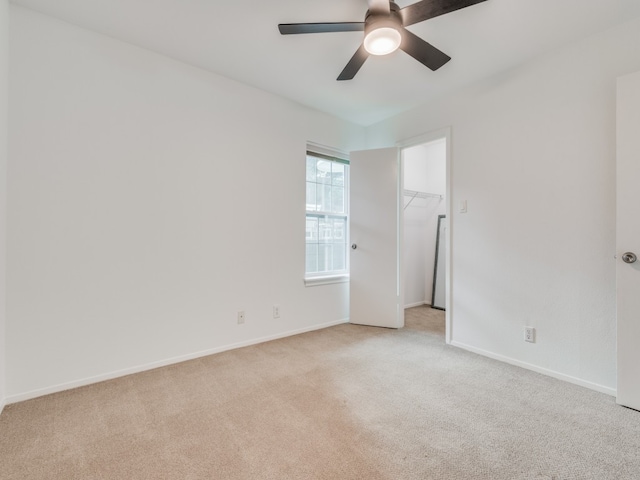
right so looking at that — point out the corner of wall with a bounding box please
[0,0,8,415]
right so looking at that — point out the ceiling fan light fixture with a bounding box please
[278,0,485,80]
[364,26,401,55]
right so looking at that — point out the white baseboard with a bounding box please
[0,398,5,416]
[6,318,349,405]
[405,301,428,309]
[450,340,617,397]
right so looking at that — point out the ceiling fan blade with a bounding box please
[367,0,390,14]
[278,22,365,35]
[400,0,487,27]
[337,45,369,81]
[400,28,451,71]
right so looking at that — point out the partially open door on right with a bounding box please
[616,71,640,410]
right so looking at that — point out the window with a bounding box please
[305,150,349,281]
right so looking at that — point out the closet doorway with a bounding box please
[401,132,450,340]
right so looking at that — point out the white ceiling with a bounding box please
[11,0,640,125]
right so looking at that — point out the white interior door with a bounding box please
[349,147,403,328]
[616,71,640,410]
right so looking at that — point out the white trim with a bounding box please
[404,301,427,309]
[398,148,404,327]
[451,340,617,397]
[395,128,451,149]
[6,318,349,405]
[306,141,349,161]
[0,398,5,416]
[304,274,349,287]
[305,149,351,279]
[397,127,453,344]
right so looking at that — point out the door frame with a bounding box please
[398,128,452,344]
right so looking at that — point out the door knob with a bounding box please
[351,244,357,250]
[622,252,637,264]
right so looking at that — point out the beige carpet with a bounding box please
[1,305,639,479]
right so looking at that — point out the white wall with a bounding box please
[367,16,640,394]
[0,0,7,413]
[404,141,446,196]
[7,6,365,400]
[403,141,446,307]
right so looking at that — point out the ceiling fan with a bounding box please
[278,0,487,80]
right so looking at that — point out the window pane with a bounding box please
[306,156,317,182]
[316,160,332,184]
[332,163,345,186]
[306,244,318,274]
[317,244,332,273]
[317,184,331,212]
[305,152,349,277]
[319,217,332,244]
[332,218,345,241]
[331,186,344,214]
[306,217,318,244]
[306,182,317,212]
[332,244,346,271]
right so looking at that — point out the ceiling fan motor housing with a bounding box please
[364,2,403,36]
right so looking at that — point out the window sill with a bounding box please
[304,274,350,287]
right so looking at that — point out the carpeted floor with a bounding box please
[1,305,639,479]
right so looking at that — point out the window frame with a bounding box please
[304,146,350,286]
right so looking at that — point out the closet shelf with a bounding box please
[403,189,443,210]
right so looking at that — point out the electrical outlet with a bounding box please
[524,326,535,343]
[273,305,280,319]
[237,311,245,325]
